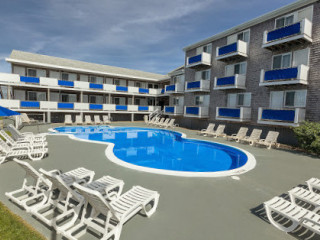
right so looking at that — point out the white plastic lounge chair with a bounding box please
[154,118,165,126]
[85,115,93,125]
[21,113,38,124]
[94,115,102,125]
[5,159,59,211]
[0,130,47,149]
[226,127,249,142]
[255,131,280,149]
[64,114,73,125]
[0,139,48,164]
[144,115,149,124]
[150,117,160,126]
[62,183,159,240]
[147,117,157,125]
[264,196,320,234]
[240,129,262,145]
[207,125,226,138]
[164,119,178,128]
[158,118,170,127]
[197,123,215,135]
[306,178,320,193]
[75,115,83,125]
[103,115,111,124]
[288,186,320,212]
[7,124,46,142]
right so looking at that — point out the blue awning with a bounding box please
[0,106,21,117]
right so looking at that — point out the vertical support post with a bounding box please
[47,88,50,101]
[131,113,134,122]
[108,93,111,104]
[47,111,51,123]
[7,86,12,100]
[132,95,135,105]
[80,91,83,103]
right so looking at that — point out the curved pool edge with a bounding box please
[49,126,256,178]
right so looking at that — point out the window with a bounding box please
[61,94,69,102]
[148,83,153,88]
[27,69,37,77]
[27,92,37,101]
[196,44,212,54]
[227,93,251,107]
[270,90,307,108]
[225,62,247,76]
[237,30,250,42]
[89,95,96,104]
[172,76,177,84]
[276,14,294,28]
[195,96,204,106]
[89,76,96,83]
[114,79,120,86]
[195,70,210,81]
[173,97,179,106]
[272,53,291,69]
[114,97,120,105]
[135,82,141,88]
[154,84,159,89]
[135,98,140,105]
[61,73,69,81]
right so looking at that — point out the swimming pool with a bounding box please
[53,126,256,177]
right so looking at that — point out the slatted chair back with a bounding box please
[65,115,72,123]
[7,124,23,140]
[103,115,110,123]
[162,118,170,125]
[236,127,248,138]
[0,130,15,145]
[265,131,279,143]
[94,115,100,123]
[144,115,148,123]
[250,129,262,141]
[75,115,82,124]
[167,119,175,127]
[216,125,226,134]
[0,139,12,153]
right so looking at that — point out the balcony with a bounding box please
[185,80,210,92]
[216,40,248,62]
[258,108,305,127]
[58,80,74,88]
[260,65,309,86]
[216,107,251,122]
[20,76,39,84]
[214,74,246,90]
[262,19,312,50]
[186,52,211,69]
[165,83,184,94]
[184,106,209,118]
[89,83,103,90]
[164,106,184,116]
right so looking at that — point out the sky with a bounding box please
[0,0,295,75]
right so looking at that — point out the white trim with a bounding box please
[49,126,256,178]
[6,58,163,82]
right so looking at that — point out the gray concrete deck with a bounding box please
[1,122,320,240]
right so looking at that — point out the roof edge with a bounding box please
[183,0,317,51]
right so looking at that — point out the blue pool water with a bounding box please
[54,126,248,172]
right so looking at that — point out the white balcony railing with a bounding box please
[0,73,162,96]
[164,82,184,94]
[214,74,246,90]
[258,107,305,127]
[164,106,184,115]
[262,18,312,49]
[216,40,248,61]
[259,64,309,86]
[186,52,211,68]
[216,107,251,122]
[184,106,209,118]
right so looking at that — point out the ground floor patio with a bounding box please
[0,121,319,240]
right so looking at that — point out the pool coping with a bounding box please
[48,126,256,178]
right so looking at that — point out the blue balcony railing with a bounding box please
[188,54,202,65]
[116,86,128,92]
[218,42,237,56]
[138,106,148,111]
[116,105,127,111]
[186,81,201,89]
[58,103,74,109]
[185,107,199,115]
[58,80,74,87]
[89,83,103,89]
[165,106,175,113]
[89,104,103,110]
[216,76,235,86]
[267,22,301,42]
[20,76,39,84]
[261,109,295,122]
[161,89,165,94]
[20,101,40,108]
[139,88,149,94]
[264,67,298,81]
[218,108,240,118]
[165,85,176,92]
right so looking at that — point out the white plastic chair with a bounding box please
[226,127,248,142]
[7,124,46,142]
[240,129,262,145]
[85,115,93,125]
[0,130,47,149]
[64,114,73,125]
[94,115,102,125]
[103,115,111,124]
[197,123,215,135]
[255,131,280,149]
[75,115,83,125]
[207,125,226,138]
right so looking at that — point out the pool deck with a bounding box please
[1,122,320,240]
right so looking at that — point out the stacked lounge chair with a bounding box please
[20,113,39,125]
[163,119,177,128]
[7,124,46,142]
[5,161,159,240]
[264,177,320,237]
[157,118,170,127]
[0,130,47,149]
